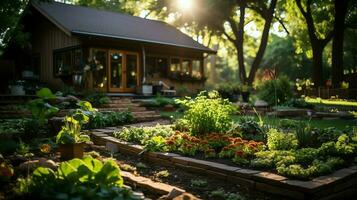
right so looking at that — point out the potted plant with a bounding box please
[56,102,93,160]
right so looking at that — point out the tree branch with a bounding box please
[222,30,236,44]
[273,15,290,34]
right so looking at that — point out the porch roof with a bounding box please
[32,1,216,54]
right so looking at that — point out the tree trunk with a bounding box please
[247,0,277,86]
[237,5,246,83]
[332,0,348,88]
[312,44,324,87]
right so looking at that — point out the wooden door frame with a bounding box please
[108,50,140,93]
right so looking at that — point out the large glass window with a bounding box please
[146,57,168,76]
[182,59,191,75]
[53,47,82,76]
[192,60,202,78]
[126,54,137,89]
[90,49,108,89]
[170,58,180,73]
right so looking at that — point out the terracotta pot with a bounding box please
[58,143,84,161]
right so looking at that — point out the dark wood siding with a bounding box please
[30,10,81,89]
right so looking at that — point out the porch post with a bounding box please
[141,45,146,84]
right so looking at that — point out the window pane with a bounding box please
[91,49,108,89]
[126,54,137,89]
[157,58,168,72]
[170,58,180,72]
[109,52,122,88]
[192,60,202,78]
[182,59,191,75]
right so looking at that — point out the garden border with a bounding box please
[90,129,357,200]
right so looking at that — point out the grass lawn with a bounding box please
[160,111,356,130]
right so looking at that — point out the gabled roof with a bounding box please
[32,1,215,53]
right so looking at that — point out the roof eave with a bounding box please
[72,30,217,54]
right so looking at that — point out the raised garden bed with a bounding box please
[90,130,357,200]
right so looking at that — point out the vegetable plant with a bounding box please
[266,128,298,150]
[15,156,143,199]
[176,91,236,135]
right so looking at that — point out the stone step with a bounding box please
[102,103,141,108]
[109,99,133,104]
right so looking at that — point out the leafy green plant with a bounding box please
[55,116,90,144]
[190,179,207,188]
[15,156,142,199]
[155,170,170,178]
[83,91,110,107]
[232,117,266,141]
[56,101,93,144]
[176,91,236,135]
[266,128,298,150]
[143,135,168,152]
[294,125,318,148]
[87,111,133,129]
[256,75,293,105]
[114,125,174,145]
[28,88,59,126]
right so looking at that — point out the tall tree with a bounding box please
[294,0,334,87]
[151,0,279,85]
[331,0,348,88]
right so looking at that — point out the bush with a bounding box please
[281,98,315,109]
[256,75,293,105]
[176,91,236,135]
[266,129,298,150]
[215,83,241,99]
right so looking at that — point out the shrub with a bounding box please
[266,129,298,150]
[281,98,315,109]
[14,156,142,199]
[256,75,293,105]
[176,91,236,135]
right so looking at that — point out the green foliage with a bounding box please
[281,98,315,109]
[56,101,93,144]
[176,91,236,135]
[252,133,357,179]
[113,125,174,145]
[141,96,178,108]
[28,99,59,125]
[144,135,168,152]
[266,129,298,150]
[15,156,142,199]
[190,179,208,188]
[232,117,266,141]
[256,76,293,105]
[83,91,110,107]
[86,111,133,129]
[294,125,318,148]
[215,82,241,99]
[36,88,57,100]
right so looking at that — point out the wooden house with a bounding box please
[2,1,215,95]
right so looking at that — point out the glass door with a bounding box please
[108,50,139,92]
